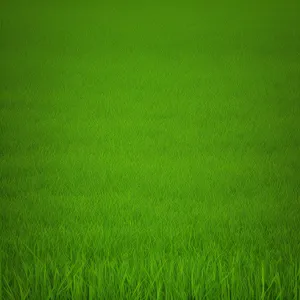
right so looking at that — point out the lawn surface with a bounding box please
[1,1,300,299]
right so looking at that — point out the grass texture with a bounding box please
[1,1,300,299]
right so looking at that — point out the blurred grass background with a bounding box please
[1,0,300,298]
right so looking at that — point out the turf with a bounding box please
[1,1,300,299]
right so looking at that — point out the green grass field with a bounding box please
[1,1,300,299]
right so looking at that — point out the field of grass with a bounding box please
[1,1,300,299]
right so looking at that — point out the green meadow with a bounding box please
[1,1,300,299]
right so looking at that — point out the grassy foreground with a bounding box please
[1,1,300,299]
